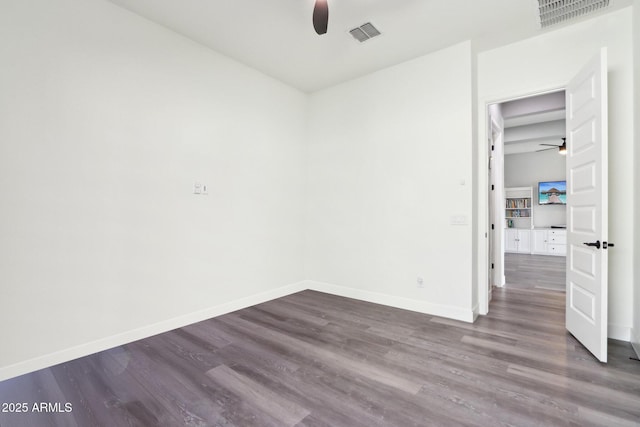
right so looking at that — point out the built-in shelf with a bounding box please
[505,187,533,229]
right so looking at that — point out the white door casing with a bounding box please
[489,115,505,296]
[565,48,609,363]
[489,133,495,298]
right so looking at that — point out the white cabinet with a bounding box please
[505,229,518,252]
[532,230,548,254]
[530,229,566,256]
[505,229,531,253]
[504,187,533,254]
[518,230,531,253]
[547,229,567,256]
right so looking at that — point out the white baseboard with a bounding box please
[0,281,307,382]
[303,280,475,323]
[9,279,626,382]
[608,323,631,341]
[471,303,480,322]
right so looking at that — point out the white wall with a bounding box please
[0,0,308,380]
[477,8,634,340]
[632,1,640,357]
[1,1,636,382]
[305,42,475,322]
[504,150,566,228]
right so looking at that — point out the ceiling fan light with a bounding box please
[558,137,567,155]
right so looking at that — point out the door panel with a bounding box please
[565,49,608,362]
[505,229,518,253]
[517,230,531,253]
[569,282,596,321]
[532,230,547,254]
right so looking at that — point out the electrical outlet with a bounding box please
[417,276,424,288]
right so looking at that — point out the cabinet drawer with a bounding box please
[549,235,566,244]
[548,244,567,256]
[548,232,566,244]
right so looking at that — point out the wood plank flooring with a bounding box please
[505,253,566,291]
[1,288,639,426]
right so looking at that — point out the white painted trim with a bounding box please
[14,277,615,382]
[632,328,640,359]
[477,85,566,316]
[304,280,475,323]
[472,303,480,322]
[0,281,307,382]
[607,323,631,341]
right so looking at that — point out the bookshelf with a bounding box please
[505,186,533,229]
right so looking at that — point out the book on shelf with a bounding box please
[505,198,531,209]
[505,210,530,218]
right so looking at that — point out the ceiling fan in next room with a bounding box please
[313,0,329,35]
[537,138,567,155]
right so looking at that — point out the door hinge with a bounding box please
[491,184,495,190]
[491,224,495,230]
[491,145,495,151]
[491,263,495,269]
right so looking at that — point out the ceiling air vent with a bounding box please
[349,22,381,43]
[537,0,610,28]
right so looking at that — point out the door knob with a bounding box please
[603,241,615,249]
[583,240,601,249]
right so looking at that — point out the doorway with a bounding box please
[490,91,568,296]
[481,50,610,363]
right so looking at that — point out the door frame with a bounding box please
[488,114,504,295]
[478,86,566,316]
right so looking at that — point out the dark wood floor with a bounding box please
[505,253,566,291]
[1,288,639,427]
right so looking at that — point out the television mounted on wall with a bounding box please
[538,180,566,205]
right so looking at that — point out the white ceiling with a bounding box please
[106,0,630,93]
[502,91,566,155]
[106,0,546,92]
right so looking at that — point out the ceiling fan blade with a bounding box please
[536,147,556,152]
[539,143,560,147]
[313,0,328,35]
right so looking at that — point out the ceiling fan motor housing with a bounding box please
[313,0,329,35]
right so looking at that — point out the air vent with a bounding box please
[349,22,381,42]
[537,0,610,28]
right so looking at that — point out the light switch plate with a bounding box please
[450,214,468,225]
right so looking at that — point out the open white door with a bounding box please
[565,48,609,362]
